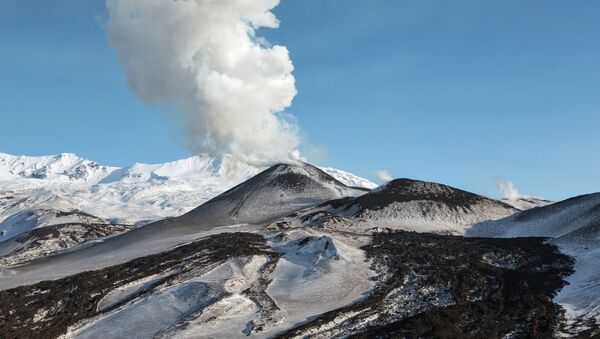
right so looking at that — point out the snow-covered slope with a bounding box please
[501,197,554,211]
[0,222,133,267]
[0,161,370,289]
[317,167,377,189]
[0,153,374,271]
[179,162,367,227]
[0,152,116,182]
[467,193,600,336]
[1,161,588,338]
[0,207,133,267]
[0,153,375,227]
[303,178,517,235]
[0,153,263,226]
[468,193,600,238]
[2,221,571,338]
[0,208,105,241]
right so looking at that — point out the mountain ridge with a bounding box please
[0,154,597,337]
[289,178,518,235]
[0,152,376,227]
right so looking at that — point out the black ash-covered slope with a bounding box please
[0,208,106,241]
[310,178,517,234]
[0,233,275,338]
[467,192,600,337]
[0,162,367,290]
[0,222,133,267]
[342,178,510,211]
[0,208,133,267]
[280,231,574,338]
[178,161,366,227]
[0,229,575,339]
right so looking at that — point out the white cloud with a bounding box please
[374,169,393,183]
[106,0,299,165]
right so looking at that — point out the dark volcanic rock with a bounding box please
[280,231,574,338]
[309,179,517,234]
[0,233,277,339]
[0,222,134,267]
[342,178,514,214]
[179,162,364,227]
[357,179,491,210]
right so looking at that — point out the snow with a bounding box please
[199,255,269,294]
[466,193,600,335]
[96,271,176,312]
[293,178,518,235]
[0,223,261,291]
[0,153,263,227]
[382,272,455,320]
[261,229,374,335]
[180,162,367,227]
[468,194,600,238]
[8,151,593,336]
[350,199,516,235]
[0,152,116,182]
[65,255,270,339]
[0,152,374,228]
[501,197,553,211]
[163,295,259,339]
[54,227,375,338]
[0,223,132,267]
[0,208,105,241]
[65,281,219,339]
[317,167,377,189]
[0,152,375,267]
[162,229,375,338]
[554,244,600,336]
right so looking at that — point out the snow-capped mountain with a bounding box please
[0,164,580,338]
[0,152,376,268]
[0,152,375,227]
[180,162,367,227]
[1,152,597,338]
[0,152,116,182]
[317,166,378,189]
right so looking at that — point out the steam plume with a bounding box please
[106,0,299,164]
[375,169,393,183]
[495,179,522,201]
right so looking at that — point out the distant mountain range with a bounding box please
[0,152,375,226]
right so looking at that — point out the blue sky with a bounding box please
[1,1,599,200]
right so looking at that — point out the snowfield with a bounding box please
[0,152,375,227]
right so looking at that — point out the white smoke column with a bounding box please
[495,179,521,201]
[106,0,299,165]
[374,169,393,183]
